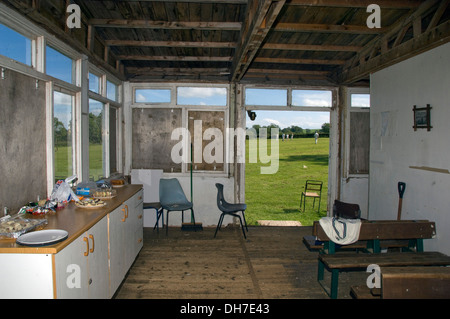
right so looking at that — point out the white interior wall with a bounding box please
[370,42,450,254]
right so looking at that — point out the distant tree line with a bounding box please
[54,112,103,147]
[247,123,330,138]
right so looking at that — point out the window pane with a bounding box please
[53,91,73,181]
[135,89,171,103]
[46,46,73,83]
[292,90,332,107]
[351,94,370,107]
[0,24,31,66]
[89,73,100,93]
[107,80,117,101]
[245,88,287,106]
[177,87,227,106]
[89,99,104,180]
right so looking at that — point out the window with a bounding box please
[292,90,332,107]
[177,87,227,106]
[107,80,118,101]
[46,46,74,83]
[135,89,171,103]
[351,94,370,107]
[89,99,104,180]
[0,23,31,66]
[245,88,287,106]
[89,72,100,94]
[53,91,74,181]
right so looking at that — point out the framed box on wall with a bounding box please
[413,104,432,131]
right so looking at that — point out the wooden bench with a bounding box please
[318,251,450,299]
[311,219,436,254]
[351,266,450,299]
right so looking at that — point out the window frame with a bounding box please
[129,83,230,176]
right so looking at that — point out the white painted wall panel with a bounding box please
[370,42,450,254]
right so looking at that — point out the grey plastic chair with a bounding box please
[159,178,195,235]
[214,183,248,239]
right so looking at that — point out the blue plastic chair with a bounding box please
[214,183,248,239]
[159,178,195,235]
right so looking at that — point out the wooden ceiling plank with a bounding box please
[89,19,242,31]
[254,57,346,65]
[274,22,386,34]
[118,55,232,61]
[105,40,236,48]
[287,0,422,9]
[262,43,362,51]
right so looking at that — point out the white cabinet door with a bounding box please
[55,216,108,299]
[86,217,109,299]
[54,232,90,298]
[108,189,144,297]
[108,205,127,296]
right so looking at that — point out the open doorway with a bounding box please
[243,88,332,227]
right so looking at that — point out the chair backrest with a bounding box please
[159,178,190,206]
[305,180,323,192]
[215,183,227,210]
[333,200,361,219]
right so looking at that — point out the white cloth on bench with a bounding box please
[319,217,362,245]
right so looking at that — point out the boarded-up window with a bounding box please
[188,111,225,172]
[132,108,182,172]
[349,112,370,174]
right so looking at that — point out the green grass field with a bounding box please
[245,137,329,226]
[54,144,103,181]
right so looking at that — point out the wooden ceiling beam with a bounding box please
[231,0,286,81]
[126,67,230,75]
[89,19,242,31]
[287,0,422,9]
[123,0,248,4]
[274,22,386,34]
[262,43,362,51]
[254,57,346,64]
[118,55,232,62]
[339,0,450,84]
[105,40,237,48]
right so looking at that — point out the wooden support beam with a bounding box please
[254,57,346,65]
[105,40,237,48]
[340,20,450,84]
[262,43,362,52]
[117,55,232,62]
[231,0,286,81]
[274,22,385,34]
[88,19,242,31]
[338,0,447,84]
[287,0,422,9]
[126,67,230,75]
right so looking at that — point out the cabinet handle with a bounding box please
[89,234,95,253]
[121,207,126,222]
[83,237,89,256]
[125,204,129,219]
[138,214,142,219]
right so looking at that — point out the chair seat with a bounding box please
[162,202,193,211]
[303,192,320,197]
[220,202,247,214]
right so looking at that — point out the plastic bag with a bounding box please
[50,176,80,203]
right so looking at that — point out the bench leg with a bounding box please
[330,269,339,299]
[318,259,325,281]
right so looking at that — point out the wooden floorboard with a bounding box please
[114,225,367,299]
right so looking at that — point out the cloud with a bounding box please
[136,93,146,102]
[262,118,281,126]
[177,87,226,98]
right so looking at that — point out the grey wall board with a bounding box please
[0,69,47,211]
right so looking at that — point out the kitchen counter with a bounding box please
[0,184,143,254]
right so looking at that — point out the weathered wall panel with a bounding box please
[132,108,182,172]
[0,69,47,212]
